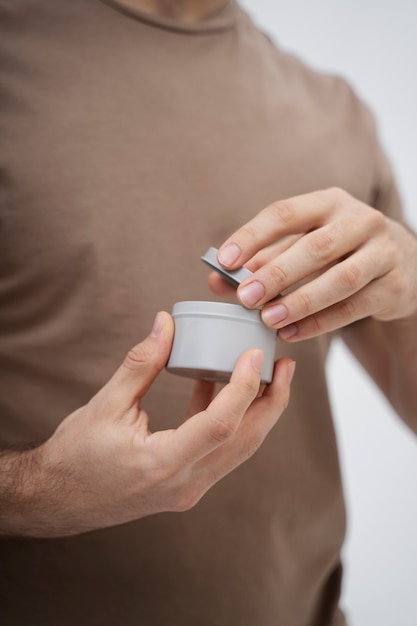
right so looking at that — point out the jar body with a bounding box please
[166,301,277,384]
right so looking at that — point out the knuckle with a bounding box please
[384,270,404,299]
[241,434,264,462]
[124,343,151,371]
[268,199,295,225]
[307,226,336,261]
[298,290,314,316]
[241,222,260,246]
[173,488,202,513]
[210,416,237,444]
[336,298,356,322]
[338,263,362,291]
[328,186,348,204]
[367,207,386,230]
[268,262,289,288]
[308,312,324,335]
[230,373,259,400]
[238,376,260,399]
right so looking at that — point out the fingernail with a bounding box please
[251,349,264,373]
[239,281,265,307]
[218,243,241,267]
[262,303,288,326]
[151,312,164,338]
[279,324,298,340]
[287,361,296,384]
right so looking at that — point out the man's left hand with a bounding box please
[210,188,417,341]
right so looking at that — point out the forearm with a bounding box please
[342,313,417,433]
[0,443,77,538]
[0,444,42,536]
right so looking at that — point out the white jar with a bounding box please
[166,301,276,384]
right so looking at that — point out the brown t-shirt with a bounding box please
[0,1,403,625]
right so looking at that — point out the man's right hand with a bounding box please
[0,311,295,538]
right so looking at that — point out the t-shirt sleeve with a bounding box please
[367,112,405,224]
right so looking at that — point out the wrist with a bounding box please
[380,312,417,352]
[0,442,74,538]
[0,445,43,536]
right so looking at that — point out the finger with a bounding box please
[262,245,392,329]
[190,359,295,493]
[277,279,388,341]
[245,236,304,272]
[208,272,238,297]
[209,239,303,299]
[237,214,375,308]
[217,188,343,269]
[234,357,294,446]
[184,380,216,420]
[172,349,264,466]
[230,357,294,429]
[102,312,175,412]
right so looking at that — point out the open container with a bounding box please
[166,247,277,383]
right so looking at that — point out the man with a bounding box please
[0,1,416,625]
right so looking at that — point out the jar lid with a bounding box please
[201,246,252,288]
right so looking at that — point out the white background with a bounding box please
[239,1,417,625]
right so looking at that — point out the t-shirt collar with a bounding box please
[100,0,239,34]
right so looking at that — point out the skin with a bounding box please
[211,187,417,431]
[110,0,228,22]
[0,312,294,537]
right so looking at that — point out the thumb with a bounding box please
[104,311,174,410]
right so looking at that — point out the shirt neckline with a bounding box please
[99,0,239,34]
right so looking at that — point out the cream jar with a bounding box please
[166,248,277,384]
